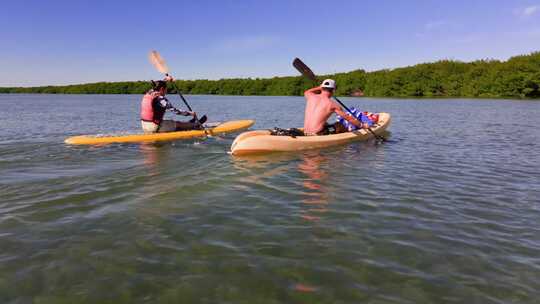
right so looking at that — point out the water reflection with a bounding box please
[231,153,298,187]
[232,151,331,221]
[139,143,170,176]
[297,152,329,222]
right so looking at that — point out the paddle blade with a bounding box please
[293,58,317,81]
[149,50,169,74]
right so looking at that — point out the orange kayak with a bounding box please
[66,120,255,145]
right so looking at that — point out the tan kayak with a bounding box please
[230,113,391,155]
[66,120,255,145]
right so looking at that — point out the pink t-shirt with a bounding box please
[303,91,340,134]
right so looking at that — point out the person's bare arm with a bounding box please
[304,86,322,97]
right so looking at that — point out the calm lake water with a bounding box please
[1,94,539,303]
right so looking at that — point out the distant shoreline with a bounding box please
[1,93,537,101]
[1,51,539,99]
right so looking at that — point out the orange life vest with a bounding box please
[140,92,166,124]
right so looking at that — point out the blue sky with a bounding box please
[1,0,539,86]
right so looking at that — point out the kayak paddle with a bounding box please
[149,50,207,126]
[293,58,386,142]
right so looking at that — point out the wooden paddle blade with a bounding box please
[293,58,317,81]
[149,50,169,74]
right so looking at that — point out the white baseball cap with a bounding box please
[321,79,336,90]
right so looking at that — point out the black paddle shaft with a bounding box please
[166,73,193,112]
[292,58,385,142]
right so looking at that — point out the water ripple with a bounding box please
[1,95,540,303]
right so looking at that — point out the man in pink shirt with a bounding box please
[303,79,366,135]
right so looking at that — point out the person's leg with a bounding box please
[141,121,159,133]
[157,120,202,132]
[157,120,179,132]
[174,121,201,131]
[189,115,207,125]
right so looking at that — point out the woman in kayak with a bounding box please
[303,79,368,135]
[140,77,205,133]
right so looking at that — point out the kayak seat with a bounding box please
[269,127,305,138]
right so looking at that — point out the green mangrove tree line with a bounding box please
[1,51,539,98]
